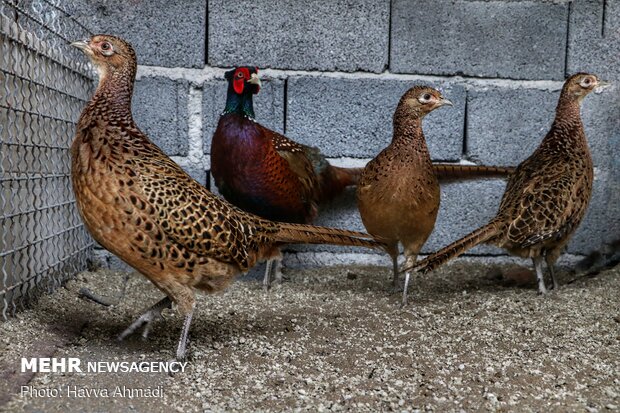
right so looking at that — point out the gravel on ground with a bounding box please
[1,262,619,412]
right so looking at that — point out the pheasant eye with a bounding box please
[101,42,110,50]
[236,71,244,78]
[419,93,432,103]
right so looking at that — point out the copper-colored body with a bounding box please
[357,86,448,303]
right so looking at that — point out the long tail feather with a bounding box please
[273,222,385,250]
[432,164,515,181]
[316,165,363,202]
[330,166,363,187]
[405,220,502,274]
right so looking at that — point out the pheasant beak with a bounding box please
[70,39,93,55]
[594,79,611,93]
[439,97,453,107]
[247,73,262,88]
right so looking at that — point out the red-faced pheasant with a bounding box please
[70,35,384,360]
[405,73,608,294]
[357,86,452,306]
[211,67,514,289]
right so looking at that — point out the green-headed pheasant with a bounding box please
[211,67,515,289]
[404,73,608,294]
[70,35,384,361]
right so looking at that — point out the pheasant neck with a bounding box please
[91,67,135,119]
[223,89,255,119]
[545,97,587,150]
[392,110,428,153]
[555,95,583,122]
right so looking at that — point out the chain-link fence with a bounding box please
[0,0,95,319]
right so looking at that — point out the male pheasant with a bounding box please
[70,35,384,360]
[357,86,451,306]
[211,67,514,289]
[405,73,608,294]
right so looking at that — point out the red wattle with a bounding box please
[234,78,244,94]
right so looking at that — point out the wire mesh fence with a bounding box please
[0,0,95,319]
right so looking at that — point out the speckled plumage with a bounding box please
[71,36,383,359]
[357,86,450,305]
[410,73,605,294]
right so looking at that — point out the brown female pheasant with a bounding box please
[405,73,608,293]
[70,35,384,360]
[357,86,452,306]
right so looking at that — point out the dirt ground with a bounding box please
[0,262,618,412]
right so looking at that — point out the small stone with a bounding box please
[485,393,498,403]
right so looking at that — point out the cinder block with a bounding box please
[424,179,507,256]
[202,78,285,154]
[286,76,465,160]
[208,0,389,72]
[568,0,620,81]
[68,0,206,68]
[466,86,558,166]
[133,76,189,156]
[391,0,568,80]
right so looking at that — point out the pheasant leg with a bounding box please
[272,257,284,284]
[117,296,172,341]
[175,303,195,361]
[263,255,284,291]
[533,256,548,294]
[391,253,403,293]
[401,254,417,307]
[402,271,411,307]
[545,255,559,291]
[263,259,274,291]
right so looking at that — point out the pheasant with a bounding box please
[357,86,452,306]
[404,73,608,294]
[211,67,514,289]
[70,35,384,361]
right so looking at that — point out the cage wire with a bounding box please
[0,0,96,319]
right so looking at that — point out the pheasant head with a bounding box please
[72,35,136,83]
[71,34,137,114]
[222,66,261,118]
[561,73,609,104]
[397,86,453,119]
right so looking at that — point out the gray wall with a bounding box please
[72,0,620,266]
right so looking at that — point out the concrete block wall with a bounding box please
[73,0,620,269]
